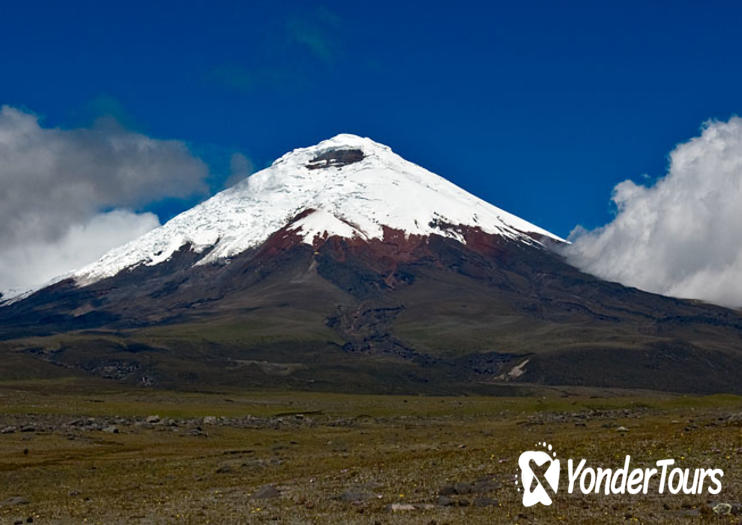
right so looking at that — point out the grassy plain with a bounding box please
[0,380,740,523]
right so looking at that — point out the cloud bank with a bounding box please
[0,106,208,296]
[565,117,742,308]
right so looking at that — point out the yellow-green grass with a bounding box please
[0,382,741,523]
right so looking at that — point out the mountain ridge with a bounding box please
[68,133,563,288]
[1,135,741,395]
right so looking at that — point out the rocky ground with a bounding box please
[0,382,740,523]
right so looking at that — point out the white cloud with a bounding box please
[0,105,209,295]
[223,152,254,188]
[564,116,742,308]
[0,210,160,296]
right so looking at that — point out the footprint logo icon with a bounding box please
[517,442,560,507]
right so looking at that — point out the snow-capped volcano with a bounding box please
[4,135,742,396]
[73,134,562,286]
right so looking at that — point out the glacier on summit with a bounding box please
[72,134,563,286]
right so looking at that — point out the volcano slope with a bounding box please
[1,135,741,394]
[1,225,741,394]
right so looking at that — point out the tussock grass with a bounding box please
[0,382,740,523]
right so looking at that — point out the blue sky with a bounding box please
[1,1,741,238]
